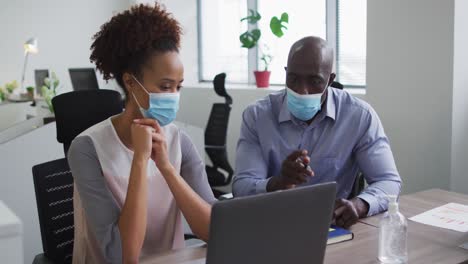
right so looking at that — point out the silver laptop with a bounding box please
[206,182,337,264]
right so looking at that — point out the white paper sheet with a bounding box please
[409,203,468,232]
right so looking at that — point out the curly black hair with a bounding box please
[90,2,182,98]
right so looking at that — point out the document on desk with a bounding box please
[409,203,468,232]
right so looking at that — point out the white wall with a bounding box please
[450,0,468,193]
[367,0,454,194]
[134,0,200,85]
[0,0,129,94]
[0,123,63,264]
[177,86,280,169]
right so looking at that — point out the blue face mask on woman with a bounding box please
[131,75,180,126]
[286,87,325,121]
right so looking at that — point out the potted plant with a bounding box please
[0,86,5,103]
[40,71,60,123]
[0,80,18,101]
[240,9,289,88]
[5,80,18,94]
[26,86,35,100]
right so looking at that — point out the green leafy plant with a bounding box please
[26,86,35,99]
[239,10,262,49]
[0,80,18,101]
[0,86,5,101]
[270,13,289,37]
[240,9,289,71]
[260,44,273,71]
[41,71,60,113]
[4,80,18,94]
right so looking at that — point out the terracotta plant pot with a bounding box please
[254,71,271,88]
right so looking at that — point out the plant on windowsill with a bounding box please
[239,9,289,88]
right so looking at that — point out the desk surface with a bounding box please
[142,189,468,264]
[358,189,468,264]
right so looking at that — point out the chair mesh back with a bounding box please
[205,103,231,147]
[52,90,123,154]
[206,148,233,175]
[205,103,233,181]
[33,158,74,264]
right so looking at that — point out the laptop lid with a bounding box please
[206,182,337,264]
[69,68,99,91]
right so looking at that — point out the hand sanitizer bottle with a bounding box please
[378,195,408,263]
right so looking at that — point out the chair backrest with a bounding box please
[52,89,124,155]
[32,158,74,264]
[204,73,234,184]
[348,172,366,199]
[205,104,234,172]
[330,81,344,89]
[212,73,232,105]
[205,103,231,147]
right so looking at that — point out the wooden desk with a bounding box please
[140,246,206,264]
[324,222,378,264]
[142,189,468,264]
[141,223,374,264]
[356,189,468,264]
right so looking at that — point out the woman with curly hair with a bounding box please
[67,3,215,263]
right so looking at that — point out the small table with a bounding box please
[6,93,33,103]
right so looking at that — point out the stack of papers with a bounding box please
[409,203,468,232]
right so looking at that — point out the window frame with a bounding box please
[197,0,366,89]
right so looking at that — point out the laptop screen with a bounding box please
[69,68,99,91]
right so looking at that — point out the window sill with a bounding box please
[184,82,366,95]
[184,82,282,91]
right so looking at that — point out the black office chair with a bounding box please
[32,158,74,264]
[330,81,344,89]
[204,73,234,198]
[51,89,198,243]
[52,89,124,155]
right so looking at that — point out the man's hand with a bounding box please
[266,150,314,192]
[332,198,369,229]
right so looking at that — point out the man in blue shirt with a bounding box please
[232,36,401,228]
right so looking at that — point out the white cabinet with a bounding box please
[0,200,23,264]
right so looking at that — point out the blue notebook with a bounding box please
[327,225,354,245]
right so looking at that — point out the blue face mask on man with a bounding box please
[286,87,326,121]
[131,75,180,126]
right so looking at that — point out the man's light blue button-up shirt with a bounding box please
[232,88,401,216]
